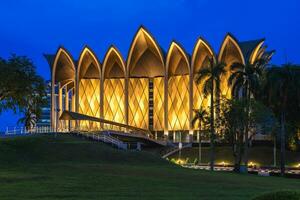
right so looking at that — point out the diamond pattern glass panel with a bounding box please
[168,75,189,130]
[153,77,164,130]
[78,79,100,130]
[104,79,125,124]
[128,78,149,129]
[193,80,209,128]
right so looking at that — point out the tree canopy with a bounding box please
[0,54,46,128]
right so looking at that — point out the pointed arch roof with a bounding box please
[218,33,245,65]
[52,47,76,83]
[102,46,126,79]
[166,41,190,76]
[127,26,165,77]
[191,37,216,74]
[238,38,265,63]
[77,46,101,80]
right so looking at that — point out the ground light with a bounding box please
[248,161,259,168]
[219,161,229,167]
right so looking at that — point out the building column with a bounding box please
[57,82,62,132]
[65,86,69,111]
[164,74,169,139]
[51,80,55,131]
[71,88,76,130]
[125,75,129,127]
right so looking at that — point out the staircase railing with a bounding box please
[75,131,127,150]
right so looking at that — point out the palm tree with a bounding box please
[264,64,300,176]
[18,107,37,131]
[228,58,268,169]
[192,108,208,165]
[195,57,226,171]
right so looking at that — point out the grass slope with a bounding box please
[0,134,299,200]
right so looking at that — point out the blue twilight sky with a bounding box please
[0,0,299,130]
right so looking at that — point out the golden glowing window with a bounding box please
[128,78,149,129]
[78,79,100,130]
[103,78,125,124]
[153,77,164,130]
[193,81,210,128]
[168,75,189,130]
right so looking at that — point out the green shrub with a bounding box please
[253,191,300,200]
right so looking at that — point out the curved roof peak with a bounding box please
[102,45,126,79]
[192,37,216,73]
[238,38,265,63]
[218,33,245,65]
[77,46,101,80]
[127,26,164,77]
[52,46,76,83]
[166,41,190,76]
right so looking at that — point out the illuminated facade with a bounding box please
[46,26,273,142]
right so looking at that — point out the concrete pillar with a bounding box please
[58,83,62,131]
[51,80,55,131]
[64,86,69,111]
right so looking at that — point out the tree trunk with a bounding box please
[280,112,286,176]
[243,83,250,171]
[273,135,276,167]
[210,77,215,171]
[198,123,202,165]
[234,130,244,172]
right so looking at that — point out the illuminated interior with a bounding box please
[168,75,190,130]
[128,78,149,129]
[127,27,164,130]
[167,42,190,130]
[48,28,273,139]
[78,79,100,129]
[103,79,125,124]
[77,47,101,130]
[102,47,126,124]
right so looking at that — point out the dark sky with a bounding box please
[0,0,299,130]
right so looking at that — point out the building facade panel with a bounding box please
[153,77,164,130]
[168,75,189,130]
[78,79,100,129]
[103,78,125,124]
[128,78,149,129]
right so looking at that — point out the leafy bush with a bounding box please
[253,191,300,200]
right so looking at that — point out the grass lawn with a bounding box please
[168,146,300,167]
[0,134,299,200]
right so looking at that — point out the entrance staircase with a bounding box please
[75,131,128,150]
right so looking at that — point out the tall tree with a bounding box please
[192,108,208,165]
[0,54,46,129]
[263,64,300,176]
[219,98,276,172]
[195,57,226,171]
[228,58,268,169]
